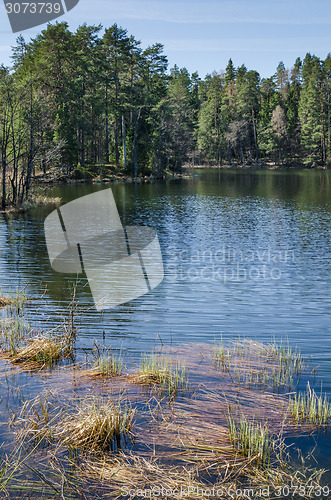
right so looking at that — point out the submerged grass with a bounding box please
[0,296,329,499]
[137,354,188,398]
[214,337,305,392]
[80,441,326,500]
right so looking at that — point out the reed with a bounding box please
[138,354,188,397]
[0,288,28,316]
[288,382,331,426]
[214,338,231,371]
[0,317,32,356]
[228,415,272,468]
[264,338,304,376]
[14,395,55,448]
[92,352,123,377]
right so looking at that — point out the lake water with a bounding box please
[1,169,330,368]
[1,167,331,480]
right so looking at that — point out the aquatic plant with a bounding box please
[0,288,28,315]
[0,317,32,356]
[60,398,134,451]
[12,334,65,366]
[264,338,304,377]
[138,354,188,397]
[228,415,272,468]
[93,352,123,377]
[214,338,231,371]
[214,337,304,392]
[288,382,331,426]
[7,337,329,499]
[16,394,134,453]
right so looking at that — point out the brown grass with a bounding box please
[15,394,135,453]
[12,335,63,365]
[0,297,13,308]
[5,335,329,499]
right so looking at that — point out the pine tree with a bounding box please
[299,54,325,165]
[198,73,224,164]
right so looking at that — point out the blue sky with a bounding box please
[1,0,331,78]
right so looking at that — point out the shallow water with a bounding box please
[0,168,331,485]
[1,170,330,366]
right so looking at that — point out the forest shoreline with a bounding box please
[2,163,329,214]
[183,162,330,170]
[0,170,190,214]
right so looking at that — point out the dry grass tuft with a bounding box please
[20,195,62,212]
[0,290,77,369]
[12,335,64,366]
[0,297,13,308]
[59,398,134,451]
[15,394,135,453]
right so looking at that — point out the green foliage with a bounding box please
[1,25,331,208]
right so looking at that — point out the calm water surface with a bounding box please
[1,169,330,371]
[1,167,331,477]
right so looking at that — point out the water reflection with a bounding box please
[0,169,330,385]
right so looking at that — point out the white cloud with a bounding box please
[80,0,331,25]
[151,36,331,53]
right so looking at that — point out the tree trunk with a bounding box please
[251,108,258,160]
[122,115,127,169]
[114,67,119,165]
[81,80,86,168]
[132,107,141,177]
[25,83,34,199]
[2,152,6,210]
[105,80,109,163]
[328,84,331,163]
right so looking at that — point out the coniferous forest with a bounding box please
[1,22,331,208]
